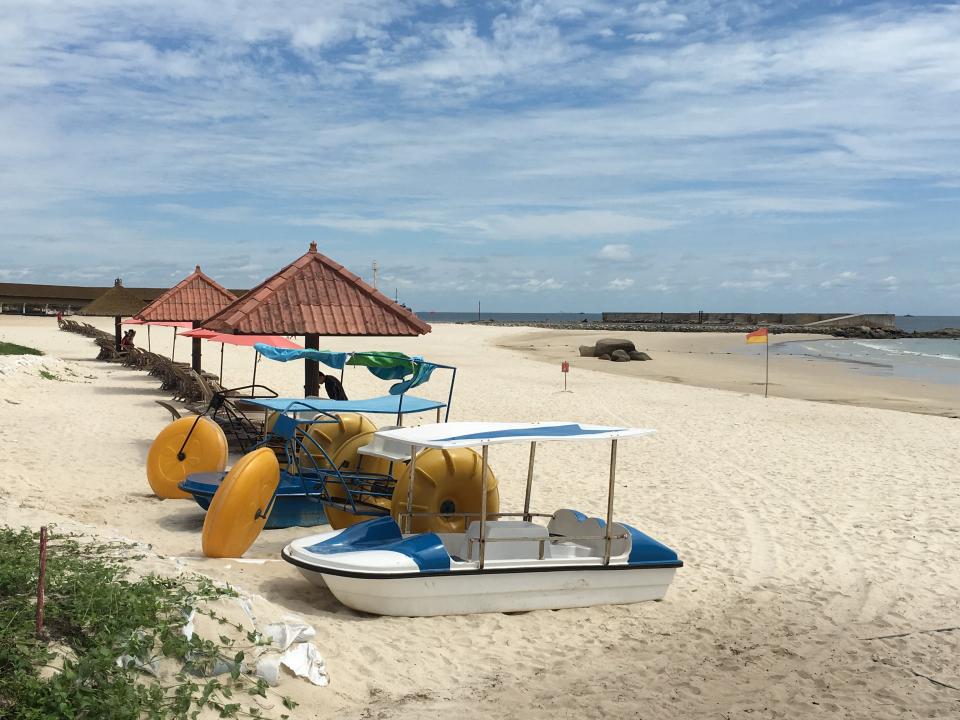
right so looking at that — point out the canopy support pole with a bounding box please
[479,444,489,570]
[251,352,259,396]
[147,325,151,352]
[304,333,320,396]
[114,316,121,351]
[523,442,536,522]
[444,368,457,422]
[219,344,225,385]
[171,328,177,362]
[603,439,618,566]
[404,445,417,533]
[191,321,202,372]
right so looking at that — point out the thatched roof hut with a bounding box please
[78,279,149,350]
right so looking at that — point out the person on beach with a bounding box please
[317,371,348,401]
[121,329,136,350]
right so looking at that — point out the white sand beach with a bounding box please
[2,315,959,718]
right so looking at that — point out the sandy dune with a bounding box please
[1,315,959,719]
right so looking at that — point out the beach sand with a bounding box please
[2,315,959,718]
[500,329,960,418]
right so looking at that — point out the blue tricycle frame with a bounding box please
[176,350,457,529]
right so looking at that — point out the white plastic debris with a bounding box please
[181,608,196,639]
[175,598,328,687]
[264,622,315,650]
[278,641,328,687]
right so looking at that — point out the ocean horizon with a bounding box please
[416,311,960,333]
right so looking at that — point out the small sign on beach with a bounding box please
[561,361,571,392]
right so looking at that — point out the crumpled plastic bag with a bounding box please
[175,598,329,687]
[264,622,315,651]
[255,622,327,686]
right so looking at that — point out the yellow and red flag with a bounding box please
[746,327,769,344]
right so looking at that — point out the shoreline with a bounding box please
[439,319,960,340]
[496,329,960,419]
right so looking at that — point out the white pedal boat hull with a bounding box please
[282,512,681,616]
[293,563,677,616]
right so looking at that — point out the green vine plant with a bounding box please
[0,527,300,719]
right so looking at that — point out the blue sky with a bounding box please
[1,1,958,313]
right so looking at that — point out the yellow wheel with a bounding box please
[146,417,228,499]
[202,447,280,558]
[323,432,402,530]
[294,413,376,470]
[391,448,499,534]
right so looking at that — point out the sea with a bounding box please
[415,312,960,386]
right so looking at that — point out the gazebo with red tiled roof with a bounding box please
[136,265,238,372]
[203,242,431,395]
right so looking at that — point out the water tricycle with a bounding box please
[146,348,501,557]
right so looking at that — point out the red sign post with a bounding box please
[561,361,570,392]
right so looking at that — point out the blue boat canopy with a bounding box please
[376,422,656,449]
[254,345,445,395]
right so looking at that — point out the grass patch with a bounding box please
[0,341,43,356]
[0,527,298,719]
[38,369,62,381]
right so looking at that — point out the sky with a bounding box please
[1,1,958,314]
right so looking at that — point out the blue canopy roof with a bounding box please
[244,395,446,415]
[375,422,656,449]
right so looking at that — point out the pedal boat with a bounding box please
[281,422,682,616]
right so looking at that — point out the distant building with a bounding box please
[0,282,246,315]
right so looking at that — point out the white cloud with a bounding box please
[877,275,899,293]
[751,268,791,280]
[596,243,632,261]
[517,277,564,292]
[819,271,859,289]
[720,279,773,290]
[607,277,634,290]
[477,211,672,239]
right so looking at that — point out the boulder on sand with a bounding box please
[594,338,636,356]
[611,349,631,362]
[578,345,596,357]
[598,353,611,361]
[629,351,651,361]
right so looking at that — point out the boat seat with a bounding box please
[358,427,413,462]
[547,509,630,558]
[458,521,550,562]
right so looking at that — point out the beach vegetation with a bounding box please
[0,527,298,719]
[38,369,62,381]
[0,341,43,356]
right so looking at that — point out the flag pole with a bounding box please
[765,337,769,398]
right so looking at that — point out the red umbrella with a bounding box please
[184,331,301,387]
[211,334,301,349]
[179,327,219,339]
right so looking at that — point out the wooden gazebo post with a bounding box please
[305,333,320,396]
[192,320,202,372]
